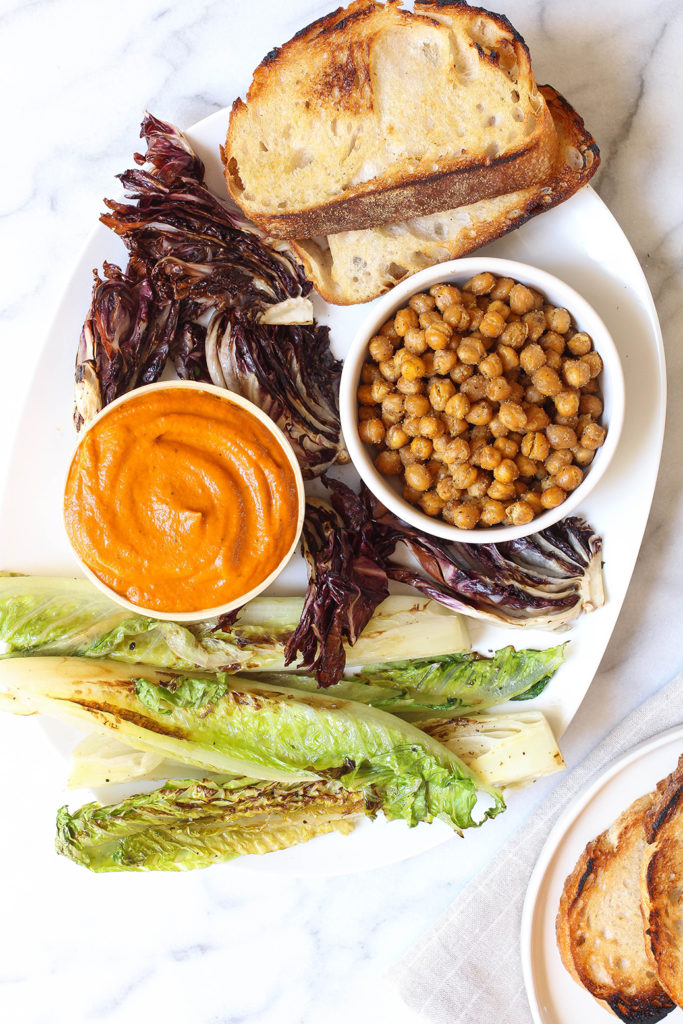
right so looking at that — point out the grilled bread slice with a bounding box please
[223,0,558,238]
[642,756,683,1008]
[556,791,675,1022]
[292,85,598,304]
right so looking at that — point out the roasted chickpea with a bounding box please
[465,272,495,295]
[449,362,474,385]
[509,283,536,314]
[444,416,468,437]
[554,390,580,418]
[521,431,550,462]
[494,436,519,459]
[479,352,503,378]
[457,337,485,365]
[400,354,427,382]
[490,277,514,301]
[432,349,458,375]
[358,418,385,445]
[545,449,573,475]
[579,394,604,418]
[357,383,376,406]
[580,422,607,449]
[404,462,433,492]
[460,374,488,401]
[361,362,382,384]
[431,284,461,310]
[419,415,446,438]
[476,445,502,471]
[501,321,528,349]
[479,311,506,338]
[540,485,567,510]
[402,415,423,438]
[488,479,516,501]
[385,424,409,449]
[396,376,425,396]
[404,393,431,417]
[358,404,380,422]
[555,465,584,492]
[546,424,578,450]
[468,470,492,498]
[522,309,546,342]
[374,450,403,475]
[515,453,538,478]
[429,378,456,411]
[419,310,442,330]
[545,350,563,372]
[519,490,544,516]
[541,330,566,355]
[562,359,591,389]
[532,366,563,397]
[403,327,428,355]
[443,304,470,331]
[519,343,546,374]
[524,384,546,405]
[498,401,527,431]
[582,352,603,379]
[523,404,550,431]
[436,476,461,501]
[496,344,520,372]
[444,501,481,529]
[545,307,572,334]
[402,484,422,504]
[493,458,519,484]
[572,445,596,467]
[466,400,494,426]
[487,300,511,320]
[408,292,435,314]
[379,358,400,382]
[445,393,470,419]
[419,490,446,517]
[393,307,419,336]
[567,332,593,356]
[381,393,405,424]
[368,335,395,362]
[479,498,506,525]
[410,436,433,461]
[450,463,478,490]
[443,438,471,464]
[488,415,510,439]
[369,379,392,404]
[484,376,511,403]
[424,322,451,350]
[506,500,535,525]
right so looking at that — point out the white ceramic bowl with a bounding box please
[340,257,625,544]
[64,380,305,621]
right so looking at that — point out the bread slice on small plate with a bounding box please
[642,755,683,1009]
[292,85,598,305]
[224,0,558,237]
[556,790,675,1022]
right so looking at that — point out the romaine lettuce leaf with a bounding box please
[0,656,503,830]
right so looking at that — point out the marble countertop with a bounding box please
[1,1,682,1022]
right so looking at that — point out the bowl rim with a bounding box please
[340,256,625,544]
[64,379,306,622]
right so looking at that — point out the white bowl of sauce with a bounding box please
[64,381,305,621]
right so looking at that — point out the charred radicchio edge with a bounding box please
[288,478,603,687]
[73,113,345,478]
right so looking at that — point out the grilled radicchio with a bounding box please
[73,113,345,478]
[288,479,603,686]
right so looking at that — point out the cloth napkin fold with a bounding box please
[390,669,683,1024]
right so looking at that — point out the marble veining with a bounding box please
[1,1,682,1022]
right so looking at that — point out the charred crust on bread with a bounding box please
[574,855,595,899]
[607,995,675,1023]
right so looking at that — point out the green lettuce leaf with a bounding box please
[253,645,566,717]
[56,777,366,872]
[0,577,468,672]
[0,656,503,830]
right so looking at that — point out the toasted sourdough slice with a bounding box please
[292,85,598,304]
[224,0,559,237]
[642,755,683,1008]
[556,790,675,1023]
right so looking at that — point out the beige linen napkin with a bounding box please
[390,670,683,1024]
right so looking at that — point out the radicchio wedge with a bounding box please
[73,113,345,476]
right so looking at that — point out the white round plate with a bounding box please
[521,725,683,1023]
[0,107,665,875]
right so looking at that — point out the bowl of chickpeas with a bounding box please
[339,257,625,542]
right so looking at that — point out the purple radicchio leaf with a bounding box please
[284,479,389,687]
[74,113,344,477]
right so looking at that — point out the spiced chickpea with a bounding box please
[546,424,578,450]
[532,366,563,397]
[541,331,566,355]
[519,343,546,375]
[499,401,527,431]
[400,394,428,418]
[464,399,493,426]
[544,450,573,475]
[489,415,510,439]
[445,392,470,419]
[425,322,452,350]
[369,379,392,404]
[555,465,583,492]
[516,453,538,478]
[488,479,516,501]
[419,310,442,331]
[461,374,488,401]
[521,430,550,462]
[419,490,446,517]
[525,384,546,405]
[368,335,395,363]
[479,352,503,378]
[506,500,535,526]
[443,304,470,330]
[436,476,461,502]
[360,362,382,384]
[457,337,486,365]
[358,404,380,422]
[490,277,514,301]
[554,390,580,418]
[540,485,567,510]
[468,470,492,498]
[582,352,603,379]
[403,328,428,355]
[480,499,507,525]
[523,404,550,431]
[393,307,419,336]
[374,450,403,476]
[422,351,436,376]
[358,418,385,445]
[572,445,595,467]
[432,349,459,375]
[567,332,593,356]
[563,359,591,389]
[357,383,376,406]
[403,484,422,504]
[579,394,603,418]
[494,436,519,459]
[520,490,544,516]
[410,436,433,461]
[443,438,471,464]
[450,463,478,490]
[509,283,536,314]
[501,321,528,349]
[402,416,423,438]
[396,376,425,396]
[485,376,512,403]
[444,501,481,529]
[404,463,433,492]
[379,320,400,341]
[545,307,572,334]
[479,311,506,338]
[450,363,473,385]
[431,284,461,310]
[545,350,563,372]
[385,424,409,449]
[409,292,435,313]
[496,344,520,371]
[419,415,446,438]
[580,422,607,450]
[445,416,468,437]
[477,445,502,471]
[381,393,404,424]
[494,458,519,484]
[379,358,401,383]
[429,378,456,411]
[465,272,495,295]
[522,310,546,342]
